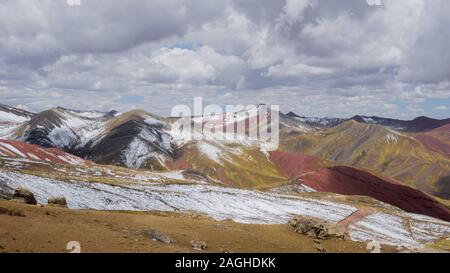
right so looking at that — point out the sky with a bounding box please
[0,0,449,119]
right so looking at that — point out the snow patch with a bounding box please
[270,184,316,194]
[0,111,29,123]
[198,141,222,163]
[144,117,162,126]
[385,134,398,144]
[0,170,448,248]
[121,127,172,169]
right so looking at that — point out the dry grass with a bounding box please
[0,200,378,253]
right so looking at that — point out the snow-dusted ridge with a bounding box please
[0,170,448,248]
[0,111,30,124]
[0,105,35,137]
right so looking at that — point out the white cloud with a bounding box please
[276,0,314,27]
[0,0,449,118]
[145,46,246,85]
[266,60,335,78]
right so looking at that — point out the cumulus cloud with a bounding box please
[0,0,449,118]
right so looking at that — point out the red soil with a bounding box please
[338,207,376,227]
[170,151,191,170]
[414,134,450,157]
[269,151,328,178]
[413,124,450,158]
[0,140,88,165]
[409,116,450,132]
[200,109,272,136]
[270,151,450,222]
[431,123,450,134]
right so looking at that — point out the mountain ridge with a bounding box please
[1,103,449,204]
[285,110,450,132]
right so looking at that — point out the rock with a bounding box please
[182,170,212,183]
[191,240,207,250]
[47,197,68,208]
[290,215,348,240]
[314,242,327,253]
[148,229,172,244]
[366,241,382,253]
[13,188,37,205]
[220,248,234,253]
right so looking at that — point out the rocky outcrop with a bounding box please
[289,215,347,240]
[13,188,37,205]
[191,239,207,250]
[47,197,68,208]
[182,170,213,183]
[148,229,172,244]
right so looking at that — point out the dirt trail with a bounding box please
[338,207,376,228]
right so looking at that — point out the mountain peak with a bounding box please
[286,111,301,118]
[412,116,435,122]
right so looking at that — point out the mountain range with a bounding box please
[0,103,449,251]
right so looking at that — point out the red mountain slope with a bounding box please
[269,151,450,222]
[0,140,89,165]
[413,123,450,158]
[268,151,328,176]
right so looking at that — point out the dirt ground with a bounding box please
[0,200,383,253]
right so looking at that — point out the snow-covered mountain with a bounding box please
[171,104,280,148]
[16,107,114,149]
[284,112,344,128]
[0,104,34,122]
[351,115,450,132]
[0,104,35,137]
[284,111,450,132]
[77,110,174,170]
[0,106,175,170]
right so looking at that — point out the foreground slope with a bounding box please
[0,200,375,253]
[0,154,449,249]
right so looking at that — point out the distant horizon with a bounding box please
[2,102,449,121]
